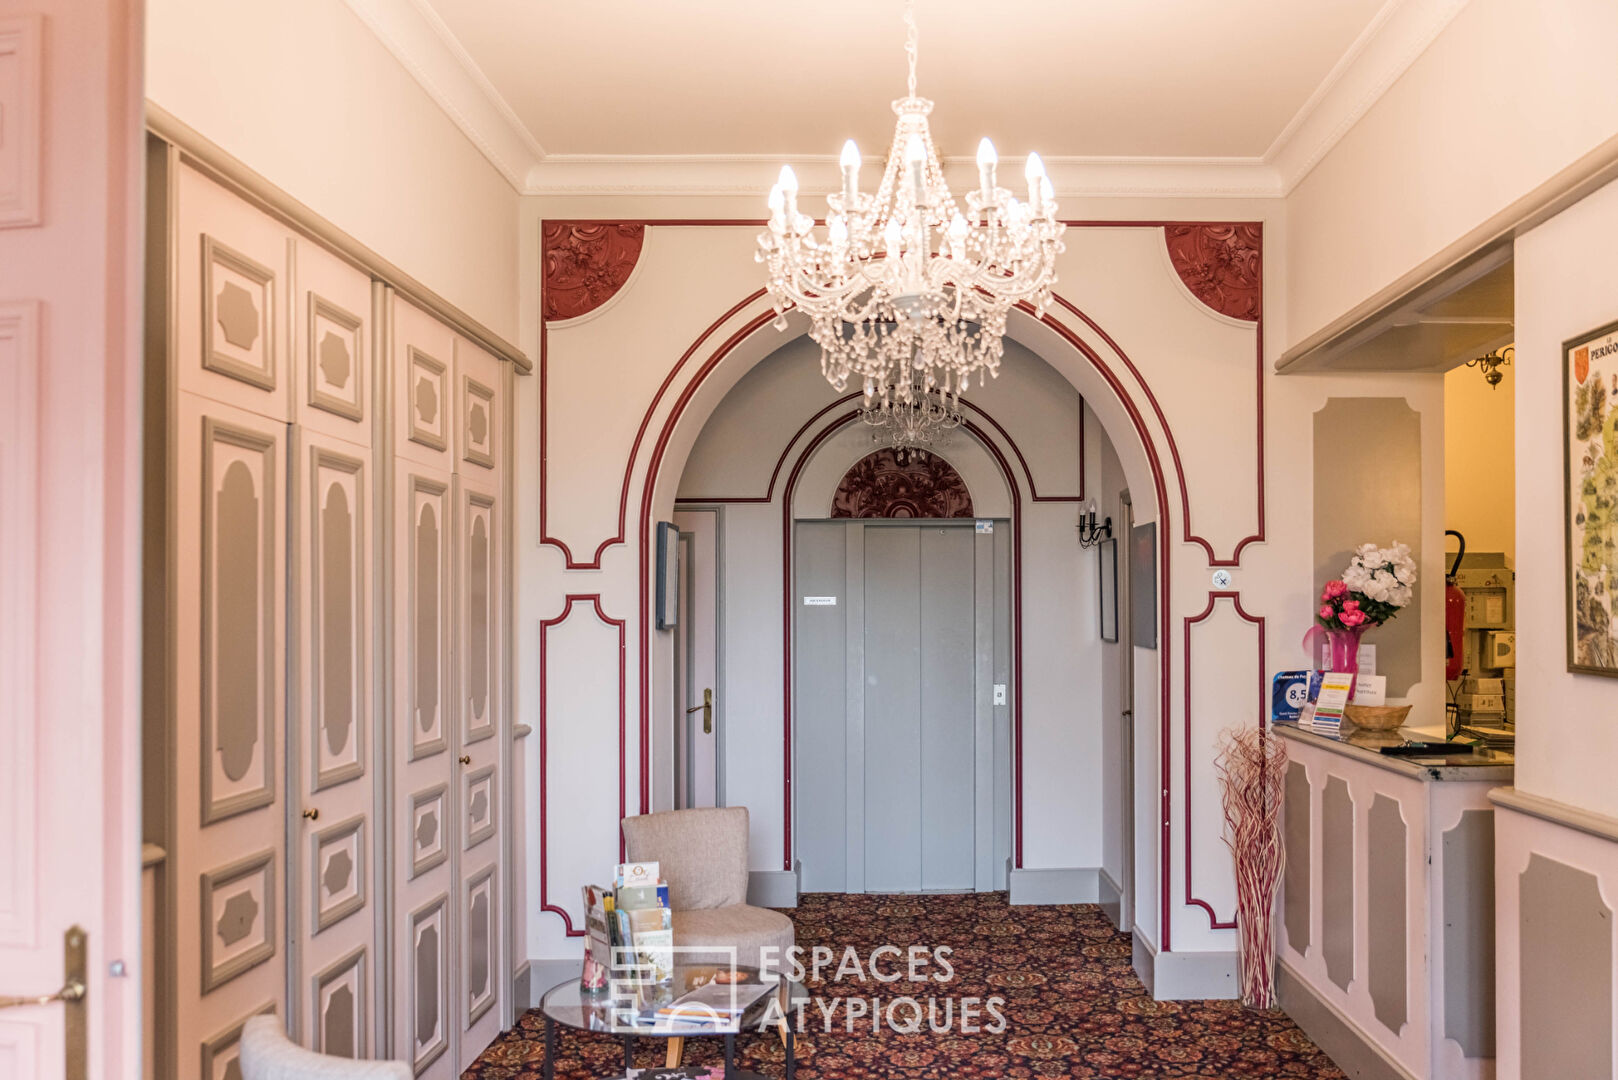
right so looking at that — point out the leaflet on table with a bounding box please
[616,861,661,889]
[647,978,775,1025]
[1310,672,1356,729]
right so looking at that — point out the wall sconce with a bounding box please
[1077,498,1112,549]
[1465,345,1514,389]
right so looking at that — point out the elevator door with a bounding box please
[794,520,1011,895]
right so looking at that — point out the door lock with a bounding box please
[686,687,713,734]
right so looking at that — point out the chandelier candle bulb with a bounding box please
[1025,152,1046,211]
[977,137,998,206]
[841,139,861,203]
[777,164,799,223]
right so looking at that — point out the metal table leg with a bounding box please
[543,1016,555,1080]
[623,1034,636,1072]
[724,1031,735,1078]
[785,1022,795,1080]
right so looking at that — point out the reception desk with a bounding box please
[1274,723,1513,1080]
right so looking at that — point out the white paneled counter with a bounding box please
[1274,723,1512,1080]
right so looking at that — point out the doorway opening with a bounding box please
[672,506,723,810]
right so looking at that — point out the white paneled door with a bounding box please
[0,4,145,1079]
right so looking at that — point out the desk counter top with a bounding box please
[1272,722,1514,783]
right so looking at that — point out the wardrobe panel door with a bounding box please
[173,392,287,1066]
[391,298,456,472]
[175,163,292,420]
[455,476,502,1067]
[290,426,378,1058]
[294,240,373,445]
[453,337,502,477]
[392,463,456,1079]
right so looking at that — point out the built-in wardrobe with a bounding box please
[141,116,526,1080]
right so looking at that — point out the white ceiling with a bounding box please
[344,0,1470,195]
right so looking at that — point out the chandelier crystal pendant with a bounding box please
[861,364,964,452]
[757,0,1065,429]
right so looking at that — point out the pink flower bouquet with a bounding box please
[1317,542,1417,630]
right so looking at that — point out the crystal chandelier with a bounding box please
[758,0,1065,429]
[862,364,963,452]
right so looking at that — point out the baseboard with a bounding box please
[1278,960,1417,1080]
[1131,932,1238,1000]
[1008,866,1100,905]
[749,868,799,908]
[512,961,531,1015]
[1097,868,1124,930]
[526,957,584,1006]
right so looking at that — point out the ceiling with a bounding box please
[428,0,1387,159]
[346,0,1468,195]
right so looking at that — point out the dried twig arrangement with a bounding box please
[1214,725,1288,1009]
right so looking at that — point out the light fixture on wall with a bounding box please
[1465,345,1513,389]
[1077,499,1112,549]
[758,0,1065,420]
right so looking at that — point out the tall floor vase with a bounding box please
[1214,725,1288,1008]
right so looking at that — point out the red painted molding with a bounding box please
[676,391,1085,507]
[542,222,645,322]
[1164,224,1262,322]
[537,594,626,937]
[830,448,974,518]
[538,286,768,569]
[1181,591,1267,929]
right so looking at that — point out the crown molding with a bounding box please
[340,0,544,189]
[352,0,1470,200]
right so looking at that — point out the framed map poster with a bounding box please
[1565,318,1618,676]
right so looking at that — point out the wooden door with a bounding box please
[452,335,505,1068]
[389,297,458,1078]
[288,238,380,1061]
[0,7,145,1076]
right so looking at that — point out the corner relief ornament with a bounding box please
[542,223,646,321]
[831,449,974,519]
[1164,223,1262,321]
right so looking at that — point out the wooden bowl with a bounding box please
[1343,704,1412,731]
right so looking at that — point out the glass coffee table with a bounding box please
[538,964,803,1080]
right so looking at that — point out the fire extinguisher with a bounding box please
[1445,529,1467,682]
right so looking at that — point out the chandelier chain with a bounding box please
[904,0,918,100]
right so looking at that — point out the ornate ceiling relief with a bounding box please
[1164,223,1262,321]
[831,448,975,519]
[541,223,646,321]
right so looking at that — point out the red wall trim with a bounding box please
[676,391,1085,507]
[537,594,626,937]
[1181,591,1267,929]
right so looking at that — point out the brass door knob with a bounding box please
[458,755,471,765]
[301,808,320,821]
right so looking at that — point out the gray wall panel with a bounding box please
[1322,776,1355,992]
[1283,762,1311,955]
[1367,794,1407,1034]
[1520,854,1613,1080]
[1442,810,1495,1059]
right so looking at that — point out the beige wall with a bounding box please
[145,0,522,341]
[1513,174,1618,817]
[1444,360,1516,561]
[1287,0,1618,352]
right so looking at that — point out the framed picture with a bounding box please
[1098,538,1118,643]
[1129,522,1157,650]
[1565,318,1618,676]
[655,521,680,630]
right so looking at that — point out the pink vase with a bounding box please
[1324,626,1366,692]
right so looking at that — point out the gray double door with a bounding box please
[794,520,1012,894]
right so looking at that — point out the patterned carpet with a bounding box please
[467,892,1346,1079]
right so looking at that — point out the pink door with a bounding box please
[0,4,145,1078]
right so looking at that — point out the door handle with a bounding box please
[0,926,88,1080]
[686,687,713,734]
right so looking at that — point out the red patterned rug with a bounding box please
[467,892,1345,1079]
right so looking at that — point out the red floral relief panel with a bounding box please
[1165,223,1262,321]
[831,449,974,519]
[541,223,646,321]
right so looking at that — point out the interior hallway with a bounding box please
[469,894,1343,1079]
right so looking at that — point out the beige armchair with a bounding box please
[239,1016,410,1080]
[620,806,795,974]
[620,806,796,1067]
